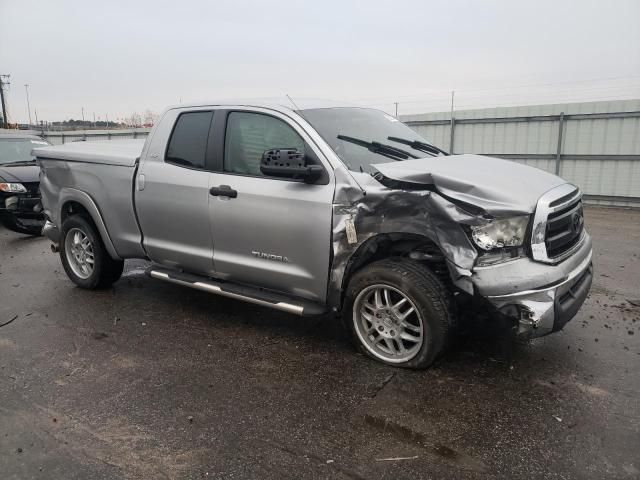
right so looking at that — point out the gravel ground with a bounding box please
[0,206,639,479]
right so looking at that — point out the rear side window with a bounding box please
[166,111,213,169]
[224,112,305,176]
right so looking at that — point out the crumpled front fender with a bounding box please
[327,168,485,309]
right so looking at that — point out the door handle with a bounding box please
[209,185,238,198]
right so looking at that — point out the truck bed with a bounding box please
[35,139,147,259]
[33,139,145,166]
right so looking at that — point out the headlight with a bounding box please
[471,215,529,251]
[0,183,27,193]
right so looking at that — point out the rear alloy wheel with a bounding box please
[64,228,95,279]
[59,215,124,289]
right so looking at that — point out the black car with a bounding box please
[0,133,50,235]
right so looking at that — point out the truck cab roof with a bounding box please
[164,98,359,114]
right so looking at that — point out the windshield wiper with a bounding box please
[387,136,448,156]
[337,135,418,161]
[1,160,37,167]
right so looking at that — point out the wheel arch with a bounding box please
[332,232,452,311]
[58,188,121,260]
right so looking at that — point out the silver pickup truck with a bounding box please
[34,101,593,368]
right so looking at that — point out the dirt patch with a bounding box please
[13,403,204,479]
[363,414,488,473]
[0,337,16,349]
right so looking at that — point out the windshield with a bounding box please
[0,138,50,165]
[299,107,444,173]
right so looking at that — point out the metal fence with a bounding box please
[401,99,640,207]
[41,128,151,145]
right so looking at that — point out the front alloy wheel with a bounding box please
[344,258,453,369]
[353,284,424,363]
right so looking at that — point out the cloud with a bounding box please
[1,0,639,121]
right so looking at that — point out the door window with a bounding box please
[166,111,213,169]
[224,112,305,176]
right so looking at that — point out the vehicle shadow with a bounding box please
[1,229,44,245]
[112,262,537,371]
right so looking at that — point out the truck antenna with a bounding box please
[286,94,300,110]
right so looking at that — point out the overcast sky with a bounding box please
[1,0,639,123]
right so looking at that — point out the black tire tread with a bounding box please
[344,257,454,369]
[59,214,124,289]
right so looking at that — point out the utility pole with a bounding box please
[24,84,32,126]
[93,112,96,128]
[394,102,399,117]
[0,74,10,128]
[81,107,85,125]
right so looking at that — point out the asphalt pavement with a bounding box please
[1,206,639,479]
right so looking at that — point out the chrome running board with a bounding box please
[147,267,325,316]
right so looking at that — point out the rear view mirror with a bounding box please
[260,148,323,183]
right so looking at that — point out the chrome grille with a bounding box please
[531,184,585,264]
[545,199,584,258]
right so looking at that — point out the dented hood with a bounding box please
[373,154,567,216]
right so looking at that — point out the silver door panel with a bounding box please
[136,161,214,275]
[209,174,333,302]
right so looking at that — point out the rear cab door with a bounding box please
[135,107,218,275]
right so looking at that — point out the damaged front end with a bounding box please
[0,183,44,235]
[473,183,593,337]
[0,135,50,235]
[482,248,593,337]
[328,155,593,339]
[327,167,482,308]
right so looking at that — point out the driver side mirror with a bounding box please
[260,148,323,183]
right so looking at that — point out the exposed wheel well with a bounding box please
[340,233,453,307]
[58,198,122,262]
[60,201,106,253]
[61,200,92,224]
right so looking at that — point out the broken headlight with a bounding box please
[470,215,529,251]
[0,182,27,193]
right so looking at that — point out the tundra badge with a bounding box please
[251,251,290,263]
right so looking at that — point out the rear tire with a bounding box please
[59,215,124,289]
[344,258,453,369]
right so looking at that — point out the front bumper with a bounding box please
[0,194,45,234]
[473,233,593,337]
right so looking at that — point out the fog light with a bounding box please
[5,196,19,211]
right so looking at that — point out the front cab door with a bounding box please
[208,108,334,302]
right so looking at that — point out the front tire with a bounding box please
[344,258,453,369]
[59,215,124,289]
